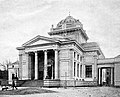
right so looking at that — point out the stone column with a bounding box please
[19,54,22,80]
[44,50,47,79]
[51,64,54,79]
[82,64,85,79]
[35,51,38,79]
[79,63,80,78]
[98,68,102,85]
[94,55,97,79]
[55,49,59,79]
[98,68,101,85]
[25,52,29,79]
[111,67,113,85]
[76,62,78,78]
[28,53,31,79]
[81,56,85,79]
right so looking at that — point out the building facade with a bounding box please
[15,15,120,87]
[8,61,19,84]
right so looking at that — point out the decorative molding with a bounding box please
[54,49,59,52]
[43,50,48,52]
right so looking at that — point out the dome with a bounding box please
[56,15,82,29]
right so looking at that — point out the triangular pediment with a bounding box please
[22,35,58,46]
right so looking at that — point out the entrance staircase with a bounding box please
[18,80,43,87]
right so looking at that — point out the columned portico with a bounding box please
[30,49,59,80]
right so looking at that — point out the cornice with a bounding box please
[16,47,25,50]
[48,27,89,40]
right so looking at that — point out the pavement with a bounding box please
[0,86,120,97]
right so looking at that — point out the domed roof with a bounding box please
[56,15,82,28]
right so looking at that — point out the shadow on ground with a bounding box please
[0,87,57,95]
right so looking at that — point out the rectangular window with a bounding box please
[80,65,82,77]
[77,54,79,60]
[85,65,92,78]
[77,63,79,77]
[80,56,82,62]
[74,52,76,59]
[74,62,76,77]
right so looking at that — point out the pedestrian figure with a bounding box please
[12,80,17,90]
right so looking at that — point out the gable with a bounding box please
[28,39,54,46]
[22,35,58,46]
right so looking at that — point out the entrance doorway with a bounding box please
[38,51,44,80]
[29,52,35,80]
[46,50,54,79]
[98,67,114,86]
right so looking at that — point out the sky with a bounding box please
[0,0,120,63]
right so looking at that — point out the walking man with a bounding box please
[12,80,17,90]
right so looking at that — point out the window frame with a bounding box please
[85,65,92,78]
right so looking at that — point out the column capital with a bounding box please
[54,49,59,51]
[43,50,48,52]
[34,51,38,53]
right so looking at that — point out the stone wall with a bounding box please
[20,52,29,80]
[83,51,98,81]
[60,80,97,87]
[59,49,71,80]
[114,63,120,86]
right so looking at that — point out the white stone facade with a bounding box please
[15,15,120,87]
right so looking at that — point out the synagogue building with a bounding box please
[11,15,120,87]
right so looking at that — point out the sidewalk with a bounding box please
[0,87,119,97]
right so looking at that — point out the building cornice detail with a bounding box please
[48,27,89,40]
[98,57,120,64]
